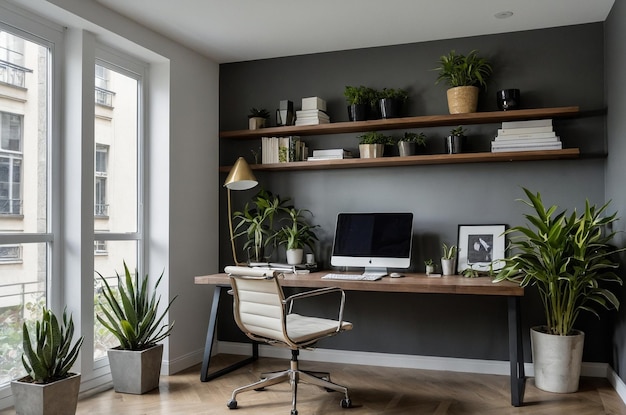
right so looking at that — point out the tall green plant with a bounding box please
[22,308,84,384]
[97,262,177,350]
[493,188,623,335]
[434,49,492,88]
[273,208,319,251]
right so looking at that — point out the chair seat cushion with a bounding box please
[286,314,353,344]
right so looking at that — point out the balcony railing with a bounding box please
[95,87,114,107]
[95,203,109,216]
[0,60,31,88]
[0,198,22,215]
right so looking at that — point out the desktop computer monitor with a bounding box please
[330,212,414,273]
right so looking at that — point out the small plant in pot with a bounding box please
[97,261,177,394]
[233,189,291,263]
[446,126,466,154]
[273,208,319,265]
[344,85,378,121]
[441,243,457,276]
[358,131,391,158]
[434,49,492,114]
[493,188,624,393]
[248,107,270,130]
[424,259,435,275]
[398,132,426,157]
[379,88,408,119]
[11,308,84,415]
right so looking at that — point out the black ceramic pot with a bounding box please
[497,89,520,111]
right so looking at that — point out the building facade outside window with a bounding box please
[0,112,23,215]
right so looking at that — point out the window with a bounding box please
[0,112,23,215]
[95,145,108,217]
[95,65,114,107]
[0,28,50,387]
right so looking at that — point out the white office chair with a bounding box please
[224,266,353,415]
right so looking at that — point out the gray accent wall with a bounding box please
[219,24,615,363]
[606,2,626,383]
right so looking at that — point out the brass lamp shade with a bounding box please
[224,157,258,190]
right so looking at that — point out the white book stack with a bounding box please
[307,148,352,161]
[491,119,562,153]
[295,96,330,126]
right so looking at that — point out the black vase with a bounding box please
[379,98,401,119]
[497,89,521,111]
[347,104,368,121]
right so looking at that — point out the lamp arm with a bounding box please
[227,188,243,266]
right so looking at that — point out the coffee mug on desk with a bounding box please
[497,89,520,111]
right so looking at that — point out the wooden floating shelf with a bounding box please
[220,106,580,140]
[219,148,580,172]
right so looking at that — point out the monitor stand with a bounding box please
[363,267,387,275]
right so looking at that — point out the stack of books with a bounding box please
[261,136,307,164]
[491,119,562,153]
[307,148,352,161]
[295,96,330,126]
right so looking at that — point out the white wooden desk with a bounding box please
[194,271,526,406]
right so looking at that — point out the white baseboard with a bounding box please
[163,348,205,375]
[217,341,610,379]
[608,367,626,405]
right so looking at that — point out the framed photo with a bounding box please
[457,224,506,273]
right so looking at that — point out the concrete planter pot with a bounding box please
[248,117,266,130]
[11,372,80,415]
[531,326,584,393]
[286,248,303,265]
[108,344,163,394]
[441,258,455,276]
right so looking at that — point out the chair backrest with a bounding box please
[225,266,289,344]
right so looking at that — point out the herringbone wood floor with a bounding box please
[3,355,626,415]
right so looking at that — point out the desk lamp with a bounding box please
[224,157,258,265]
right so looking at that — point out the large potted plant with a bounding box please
[97,262,177,394]
[358,131,391,158]
[434,49,492,114]
[233,189,291,263]
[493,188,623,393]
[273,207,319,265]
[11,308,83,415]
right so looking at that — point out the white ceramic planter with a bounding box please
[441,258,455,276]
[286,248,303,265]
[531,326,584,393]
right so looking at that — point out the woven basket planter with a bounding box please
[446,86,479,114]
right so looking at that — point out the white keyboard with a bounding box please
[322,273,386,281]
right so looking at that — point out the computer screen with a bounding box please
[330,212,414,272]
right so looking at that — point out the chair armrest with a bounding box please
[284,287,347,332]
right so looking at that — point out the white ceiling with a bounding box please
[94,0,615,63]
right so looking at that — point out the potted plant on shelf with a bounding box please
[434,49,492,114]
[11,308,83,415]
[248,107,270,130]
[398,132,426,157]
[358,131,391,158]
[446,126,466,154]
[344,85,378,121]
[379,88,408,119]
[233,189,291,263]
[97,261,177,394]
[493,188,624,393]
[273,208,319,265]
[441,243,457,276]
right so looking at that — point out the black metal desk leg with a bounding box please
[200,285,258,382]
[508,296,526,406]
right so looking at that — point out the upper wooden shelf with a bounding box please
[220,106,580,140]
[218,149,580,172]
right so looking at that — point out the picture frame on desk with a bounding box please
[457,224,507,274]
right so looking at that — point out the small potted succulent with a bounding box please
[398,132,426,156]
[446,126,466,154]
[358,131,392,158]
[248,107,270,130]
[434,49,492,114]
[424,259,435,275]
[441,243,457,276]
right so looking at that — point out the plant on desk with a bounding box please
[273,207,319,265]
[441,243,457,276]
[493,188,624,394]
[424,259,435,275]
[233,189,291,263]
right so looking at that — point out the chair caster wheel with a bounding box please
[254,387,265,391]
[227,399,237,409]
[290,409,298,415]
[340,398,352,408]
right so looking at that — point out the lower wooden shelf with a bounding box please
[219,148,580,172]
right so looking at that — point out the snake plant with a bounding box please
[97,261,177,350]
[22,308,84,383]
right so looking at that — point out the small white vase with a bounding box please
[286,248,303,265]
[425,264,435,275]
[441,258,455,276]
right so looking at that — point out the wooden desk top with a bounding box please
[194,271,524,297]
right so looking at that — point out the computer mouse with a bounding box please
[389,272,404,278]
